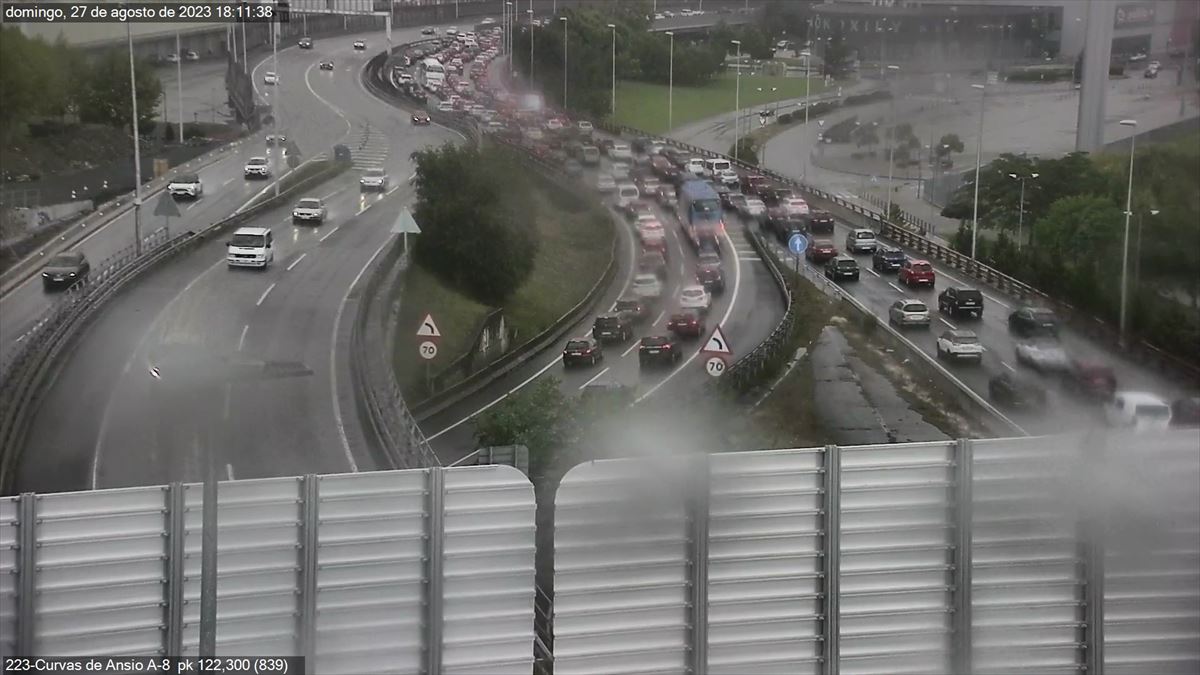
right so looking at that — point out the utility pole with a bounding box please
[127,23,143,255]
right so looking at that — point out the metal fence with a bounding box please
[552,431,1200,674]
[0,464,537,673]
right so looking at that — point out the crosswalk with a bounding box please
[351,123,389,170]
[732,236,760,262]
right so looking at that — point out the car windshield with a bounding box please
[249,158,267,165]
[176,174,199,183]
[365,169,385,177]
[1031,309,1057,322]
[297,199,321,208]
[856,231,873,239]
[838,260,856,268]
[230,233,265,247]
[682,289,705,299]
[634,275,657,286]
[1134,404,1171,419]
[48,253,82,266]
[642,337,668,347]
[953,334,979,344]
[904,303,927,312]
[565,340,591,351]
[912,263,932,272]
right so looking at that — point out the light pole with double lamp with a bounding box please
[666,31,674,131]
[608,24,617,115]
[1008,171,1038,250]
[969,82,986,260]
[731,39,742,161]
[883,64,899,218]
[1118,118,1138,346]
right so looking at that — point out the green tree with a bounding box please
[76,48,163,130]
[0,27,73,140]
[474,378,574,479]
[411,144,539,305]
[735,26,774,60]
[1030,195,1125,309]
[852,123,878,150]
[936,133,964,157]
[730,137,759,165]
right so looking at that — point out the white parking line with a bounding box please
[237,324,249,351]
[319,226,340,242]
[579,367,611,390]
[255,282,276,306]
[939,317,957,329]
[888,282,906,294]
[222,178,234,187]
[286,253,307,271]
[1002,361,1017,372]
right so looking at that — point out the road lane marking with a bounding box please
[237,324,249,351]
[939,317,957,329]
[222,178,234,187]
[579,367,611,390]
[888,282,906,294]
[652,310,665,326]
[319,226,340,242]
[226,463,235,480]
[867,268,881,277]
[286,253,307,271]
[1002,361,1017,372]
[426,355,562,441]
[329,235,394,473]
[622,340,640,357]
[255,282,276,306]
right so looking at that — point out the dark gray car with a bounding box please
[41,252,90,291]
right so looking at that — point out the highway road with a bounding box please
[14,26,461,493]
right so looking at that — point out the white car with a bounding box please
[397,72,414,84]
[632,273,663,300]
[263,71,278,85]
[226,227,274,269]
[360,167,389,191]
[291,197,326,223]
[353,40,366,50]
[686,158,706,175]
[546,118,565,132]
[167,173,203,199]
[782,197,810,216]
[165,53,180,63]
[1105,391,1173,431]
[845,228,877,253]
[184,50,199,61]
[577,120,594,136]
[480,17,496,25]
[678,285,712,313]
[936,329,985,362]
[1015,339,1071,372]
[717,169,740,187]
[616,183,640,208]
[609,162,631,180]
[609,143,633,161]
[596,174,617,193]
[742,197,767,219]
[243,156,270,179]
[445,26,458,36]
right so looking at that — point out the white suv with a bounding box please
[244,157,270,179]
[168,173,203,199]
[1105,391,1173,431]
[936,329,985,362]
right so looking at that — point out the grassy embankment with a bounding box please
[393,184,614,401]
[612,73,829,135]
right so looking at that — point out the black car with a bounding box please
[696,262,725,294]
[319,60,334,71]
[421,27,435,35]
[298,37,313,49]
[938,287,984,318]
[806,210,835,235]
[1170,396,1200,428]
[988,373,1047,409]
[872,246,905,272]
[825,256,860,281]
[718,189,743,210]
[667,311,706,338]
[41,251,90,290]
[1009,306,1059,337]
[412,111,431,125]
[614,297,651,323]
[766,212,806,244]
[562,337,603,367]
[592,313,633,342]
[630,137,653,155]
[638,335,681,368]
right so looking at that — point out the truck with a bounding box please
[419,57,445,90]
[675,180,725,251]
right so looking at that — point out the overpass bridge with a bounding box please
[3,432,1196,673]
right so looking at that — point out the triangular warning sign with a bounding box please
[393,208,421,235]
[416,314,441,338]
[153,191,182,218]
[702,325,731,355]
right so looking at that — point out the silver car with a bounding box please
[596,174,617,193]
[888,299,931,327]
[1015,339,1071,372]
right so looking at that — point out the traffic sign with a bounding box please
[393,207,422,235]
[788,232,808,257]
[416,313,441,338]
[702,325,732,355]
[705,356,727,377]
[153,192,181,218]
[418,340,438,360]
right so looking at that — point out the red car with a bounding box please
[806,238,838,264]
[899,259,936,288]
[667,311,706,338]
[1062,361,1117,401]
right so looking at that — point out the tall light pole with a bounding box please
[1008,171,1038,250]
[884,64,900,218]
[127,23,143,254]
[527,8,534,83]
[560,16,568,109]
[801,49,811,179]
[240,20,247,71]
[271,17,280,198]
[666,31,674,131]
[1118,118,1137,347]
[175,33,183,145]
[608,24,617,115]
[505,2,513,56]
[732,39,742,160]
[969,83,986,260]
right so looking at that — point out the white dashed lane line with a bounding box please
[286,253,307,271]
[255,282,276,307]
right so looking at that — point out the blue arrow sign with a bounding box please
[788,232,808,257]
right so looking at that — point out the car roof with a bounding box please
[634,273,658,281]
[681,284,706,292]
[898,298,926,306]
[234,226,270,235]
[1113,391,1169,405]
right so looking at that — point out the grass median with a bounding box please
[393,180,615,402]
[613,73,829,135]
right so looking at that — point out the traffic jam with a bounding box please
[390,23,1195,427]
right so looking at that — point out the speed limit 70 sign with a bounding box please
[419,341,438,360]
[705,356,727,377]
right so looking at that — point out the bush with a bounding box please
[730,138,759,165]
[844,90,893,106]
[823,115,858,143]
[777,112,793,124]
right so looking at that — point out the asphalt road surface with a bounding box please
[14,26,460,493]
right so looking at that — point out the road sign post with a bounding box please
[153,191,181,238]
[393,207,422,253]
[701,325,733,377]
[417,313,441,391]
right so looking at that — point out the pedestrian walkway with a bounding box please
[351,122,389,170]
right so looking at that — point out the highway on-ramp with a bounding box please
[13,27,461,493]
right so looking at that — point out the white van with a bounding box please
[226,227,274,269]
[703,157,732,177]
[1105,391,1173,431]
[616,183,640,208]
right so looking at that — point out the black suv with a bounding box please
[1008,306,1060,337]
[41,252,90,291]
[872,246,905,272]
[766,213,806,245]
[807,210,835,234]
[761,186,795,207]
[638,335,681,368]
[592,313,633,342]
[825,256,860,281]
[938,287,984,318]
[696,261,725,294]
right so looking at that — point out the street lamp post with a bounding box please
[1118,118,1138,346]
[175,33,183,145]
[505,2,513,56]
[560,16,568,109]
[1008,171,1038,250]
[969,83,986,260]
[271,18,280,198]
[732,39,742,161]
[608,24,617,115]
[127,23,143,254]
[527,7,534,83]
[666,31,674,131]
[884,64,900,218]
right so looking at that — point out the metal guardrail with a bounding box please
[594,119,1200,388]
[0,160,350,492]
